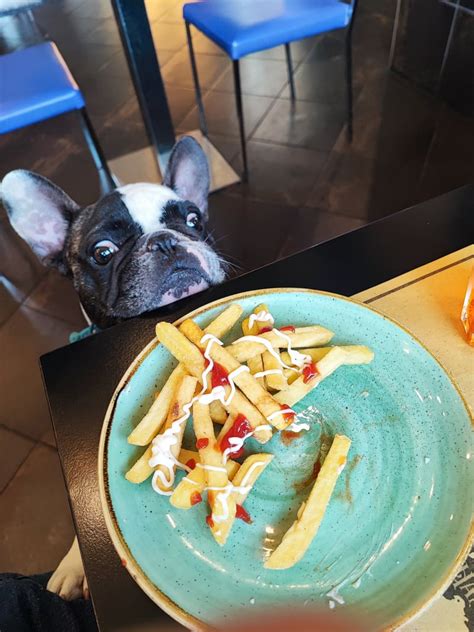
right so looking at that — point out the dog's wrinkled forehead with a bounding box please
[116,183,180,234]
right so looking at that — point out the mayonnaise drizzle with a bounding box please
[222,432,253,462]
[271,328,311,368]
[179,476,200,486]
[212,459,269,522]
[253,368,284,379]
[222,422,273,462]
[267,407,296,421]
[149,316,306,497]
[196,463,227,473]
[286,420,310,432]
[249,310,275,329]
[232,334,297,371]
[200,333,224,392]
[149,396,196,492]
[149,333,252,495]
[235,309,312,371]
[239,460,269,488]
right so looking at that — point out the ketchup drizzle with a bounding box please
[190,491,202,505]
[302,361,319,383]
[235,504,252,523]
[219,414,251,458]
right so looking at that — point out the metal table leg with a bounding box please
[111,0,176,172]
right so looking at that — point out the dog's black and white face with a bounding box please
[1,137,225,328]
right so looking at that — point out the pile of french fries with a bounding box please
[125,303,374,568]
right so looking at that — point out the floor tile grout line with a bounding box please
[0,270,48,335]
[0,441,38,495]
[0,423,45,446]
[37,439,58,452]
[20,301,86,332]
[0,282,86,336]
[298,65,376,206]
[247,96,281,141]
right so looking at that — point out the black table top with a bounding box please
[41,185,474,632]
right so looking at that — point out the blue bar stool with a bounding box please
[0,41,115,190]
[184,0,359,180]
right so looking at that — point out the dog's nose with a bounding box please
[146,232,178,256]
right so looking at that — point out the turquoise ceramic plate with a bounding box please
[98,289,473,630]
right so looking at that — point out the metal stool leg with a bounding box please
[437,0,460,94]
[345,26,354,142]
[185,21,208,137]
[388,0,402,68]
[285,43,296,101]
[345,0,359,142]
[232,60,248,182]
[78,108,116,191]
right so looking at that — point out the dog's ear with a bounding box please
[164,136,210,218]
[1,170,79,270]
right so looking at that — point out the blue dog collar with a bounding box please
[69,324,100,343]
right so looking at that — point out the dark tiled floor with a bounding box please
[1,0,473,578]
[0,443,76,574]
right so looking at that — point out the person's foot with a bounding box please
[47,538,89,600]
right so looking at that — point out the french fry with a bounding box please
[283,367,300,385]
[156,321,206,375]
[214,453,274,543]
[242,304,272,388]
[228,326,334,363]
[281,345,373,366]
[193,401,235,545]
[155,321,271,442]
[125,445,154,484]
[231,453,273,505]
[155,306,245,393]
[221,393,272,443]
[209,400,227,424]
[177,448,198,464]
[275,346,374,412]
[262,349,288,392]
[153,375,198,493]
[241,303,272,336]
[204,304,243,338]
[180,319,282,423]
[170,459,240,509]
[247,355,265,387]
[242,307,267,388]
[215,411,272,455]
[128,364,188,446]
[216,412,236,443]
[265,434,351,569]
[281,348,329,366]
[126,447,198,485]
[128,306,244,446]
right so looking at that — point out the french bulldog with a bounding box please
[1,136,226,601]
[1,136,226,329]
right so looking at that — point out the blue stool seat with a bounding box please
[0,41,85,134]
[183,0,353,60]
[183,0,358,180]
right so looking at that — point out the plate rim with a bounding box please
[97,287,473,631]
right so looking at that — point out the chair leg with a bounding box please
[344,28,354,142]
[437,1,460,94]
[232,60,248,182]
[388,0,402,69]
[185,21,208,137]
[285,43,296,102]
[78,108,116,192]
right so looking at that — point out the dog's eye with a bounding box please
[186,210,201,229]
[92,240,118,265]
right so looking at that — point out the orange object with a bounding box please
[461,267,474,345]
